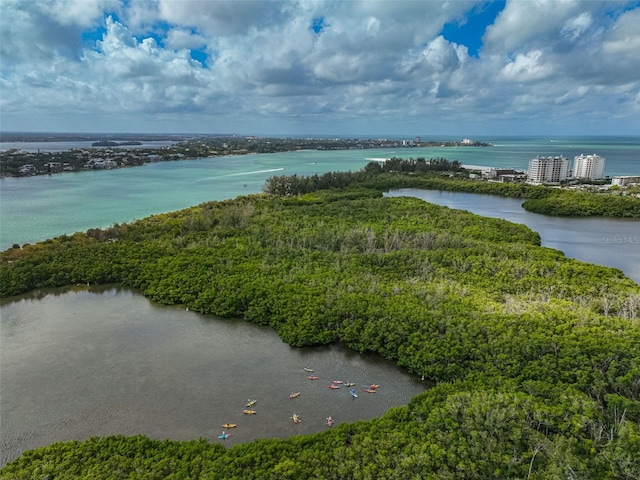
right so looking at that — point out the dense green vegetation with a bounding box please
[2,168,639,478]
[262,159,640,217]
[521,190,640,217]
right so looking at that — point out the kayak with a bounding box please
[218,433,231,439]
[307,375,319,380]
[369,384,380,389]
[292,414,301,424]
[332,380,344,384]
[289,392,301,399]
[363,388,376,393]
[350,388,358,398]
[303,367,314,372]
[242,409,256,414]
[328,384,340,389]
[222,423,237,428]
[246,399,257,407]
[326,416,334,427]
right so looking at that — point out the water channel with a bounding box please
[386,189,640,285]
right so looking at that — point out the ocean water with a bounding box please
[1,136,638,250]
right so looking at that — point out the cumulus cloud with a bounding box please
[0,0,638,135]
[601,8,640,55]
[500,50,553,82]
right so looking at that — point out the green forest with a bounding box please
[260,158,640,218]
[1,165,639,479]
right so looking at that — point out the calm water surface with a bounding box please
[386,189,640,284]
[0,140,177,152]
[2,136,639,250]
[0,286,428,467]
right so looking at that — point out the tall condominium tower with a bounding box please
[527,156,570,184]
[573,154,606,180]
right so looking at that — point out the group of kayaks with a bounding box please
[216,369,381,440]
[305,367,381,397]
[219,398,258,439]
[242,398,257,415]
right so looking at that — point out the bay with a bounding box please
[2,136,639,250]
[0,140,177,152]
[0,286,428,467]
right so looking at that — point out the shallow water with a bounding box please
[0,286,429,466]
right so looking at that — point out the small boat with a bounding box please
[289,392,301,399]
[364,388,376,393]
[344,382,355,387]
[303,367,314,372]
[328,384,340,389]
[242,409,256,414]
[349,388,358,398]
[369,384,380,389]
[222,423,237,428]
[326,416,334,427]
[218,432,231,439]
[292,413,301,424]
[332,380,344,384]
[246,399,257,407]
[307,375,319,380]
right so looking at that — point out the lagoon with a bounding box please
[0,286,428,467]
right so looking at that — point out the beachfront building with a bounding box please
[573,154,606,180]
[527,156,570,184]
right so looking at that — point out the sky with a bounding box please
[1,0,639,137]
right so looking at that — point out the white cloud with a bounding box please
[157,0,288,36]
[1,0,639,135]
[164,28,207,50]
[484,0,570,53]
[561,12,593,41]
[500,50,553,82]
[601,8,640,55]
[39,0,120,27]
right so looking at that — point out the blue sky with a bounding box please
[1,0,639,137]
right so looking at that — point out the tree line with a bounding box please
[263,159,640,217]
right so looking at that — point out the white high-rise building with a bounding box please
[527,156,570,184]
[573,154,605,180]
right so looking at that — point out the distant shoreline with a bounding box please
[0,135,491,178]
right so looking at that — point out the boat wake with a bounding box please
[198,168,285,181]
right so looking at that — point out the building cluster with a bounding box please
[526,154,607,185]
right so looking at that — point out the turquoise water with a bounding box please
[1,136,639,250]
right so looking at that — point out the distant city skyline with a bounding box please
[1,0,639,136]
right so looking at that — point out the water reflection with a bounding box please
[1,286,428,467]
